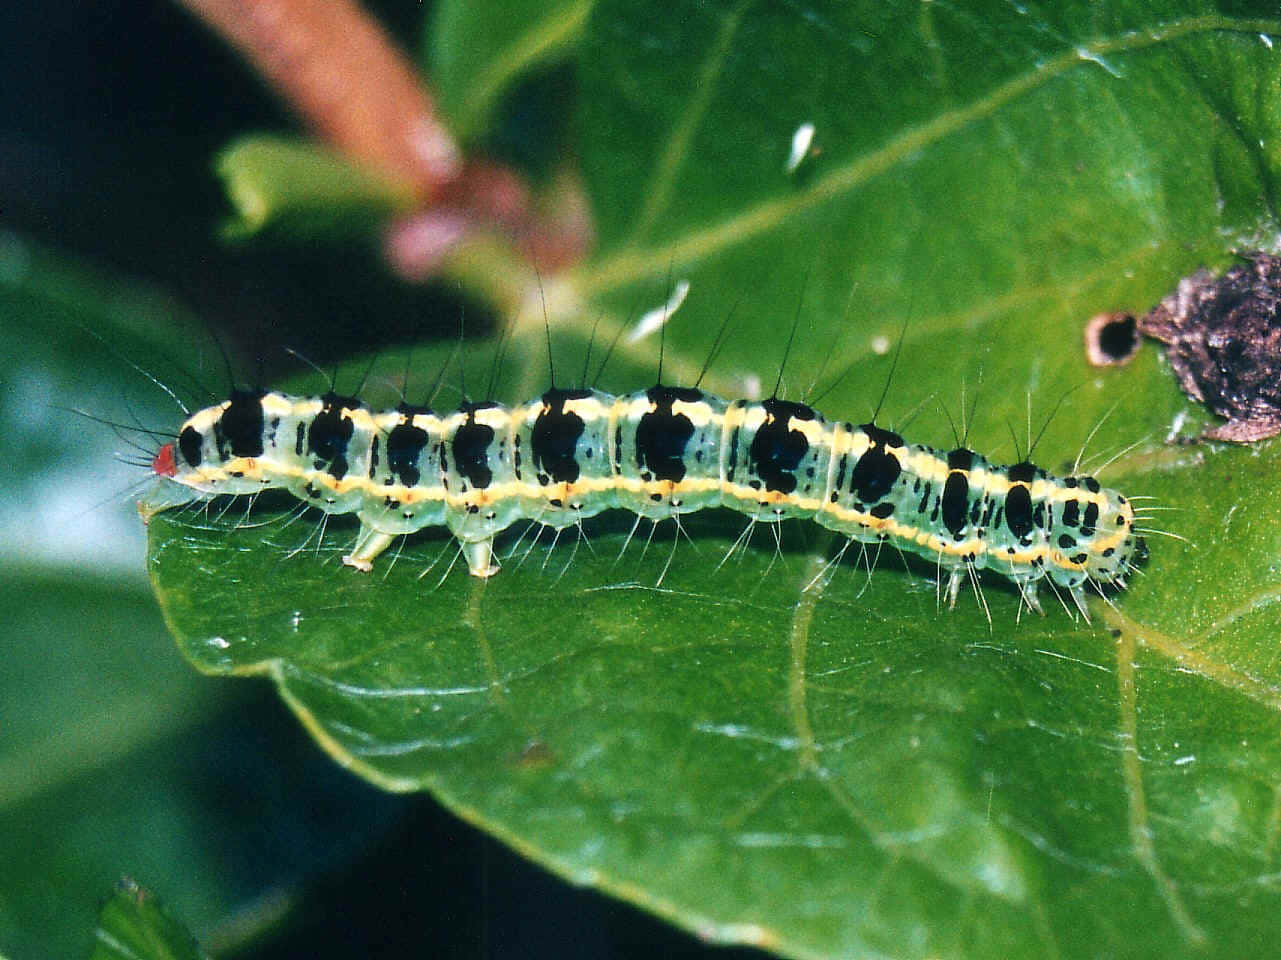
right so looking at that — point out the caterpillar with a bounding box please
[148,375,1148,617]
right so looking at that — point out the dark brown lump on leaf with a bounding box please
[1139,251,1281,443]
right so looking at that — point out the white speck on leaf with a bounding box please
[1165,409,1189,443]
[736,832,847,849]
[786,122,816,173]
[1075,46,1122,78]
[628,280,690,342]
[694,722,801,750]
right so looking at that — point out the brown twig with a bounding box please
[178,0,462,201]
[179,0,592,278]
[386,162,594,280]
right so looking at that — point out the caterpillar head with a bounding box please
[1087,489,1146,585]
[152,403,219,484]
[151,410,211,488]
[149,392,276,495]
[151,429,211,491]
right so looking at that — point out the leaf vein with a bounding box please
[580,14,1281,297]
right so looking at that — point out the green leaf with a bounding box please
[154,3,1281,958]
[90,879,207,960]
[0,236,404,958]
[428,0,593,140]
[215,136,414,240]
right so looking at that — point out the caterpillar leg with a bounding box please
[944,569,964,609]
[343,524,396,573]
[1069,586,1091,623]
[463,538,501,578]
[1017,579,1045,617]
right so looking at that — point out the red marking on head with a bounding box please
[152,443,178,477]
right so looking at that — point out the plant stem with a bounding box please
[177,0,461,201]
